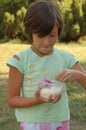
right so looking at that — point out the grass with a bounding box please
[0,39,86,130]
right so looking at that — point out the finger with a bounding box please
[35,89,40,97]
[50,94,61,103]
[35,89,44,102]
[44,95,52,102]
[56,69,72,82]
[60,74,71,82]
[54,94,61,102]
[55,69,69,81]
[61,73,76,82]
[55,70,66,80]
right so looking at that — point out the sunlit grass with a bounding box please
[55,42,86,63]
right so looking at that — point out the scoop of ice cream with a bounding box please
[38,78,64,99]
[40,86,62,99]
[40,87,51,98]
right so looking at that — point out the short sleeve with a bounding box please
[63,51,79,69]
[6,51,25,73]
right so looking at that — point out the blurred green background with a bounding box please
[0,0,86,43]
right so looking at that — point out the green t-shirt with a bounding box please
[7,47,78,123]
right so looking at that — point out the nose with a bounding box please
[43,36,51,47]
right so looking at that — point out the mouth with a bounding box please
[40,47,53,54]
[40,47,52,51]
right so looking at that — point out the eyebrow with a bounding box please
[50,31,58,34]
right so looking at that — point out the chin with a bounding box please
[41,49,53,53]
[41,51,50,55]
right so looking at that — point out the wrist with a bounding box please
[76,70,86,82]
[77,71,85,80]
[35,97,45,104]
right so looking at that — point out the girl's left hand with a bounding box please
[55,69,82,83]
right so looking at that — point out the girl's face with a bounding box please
[32,23,58,56]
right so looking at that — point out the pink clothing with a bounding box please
[20,120,70,130]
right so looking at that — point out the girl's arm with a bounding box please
[7,66,44,108]
[55,63,86,90]
[71,63,86,90]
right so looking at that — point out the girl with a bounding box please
[7,0,86,130]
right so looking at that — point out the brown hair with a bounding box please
[24,0,64,43]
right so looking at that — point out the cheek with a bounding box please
[51,38,58,44]
[54,36,58,41]
[33,38,41,46]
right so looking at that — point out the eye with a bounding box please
[49,34,57,37]
[50,34,58,38]
[49,32,58,38]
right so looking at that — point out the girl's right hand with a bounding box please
[35,89,61,104]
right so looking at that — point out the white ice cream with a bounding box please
[40,86,63,99]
